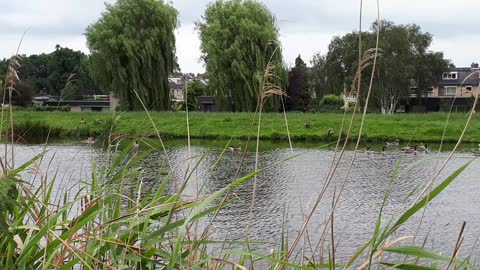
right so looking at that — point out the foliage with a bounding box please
[324,32,362,96]
[319,94,344,107]
[371,21,449,114]
[185,79,207,111]
[286,55,311,111]
[11,78,34,106]
[29,105,71,112]
[86,0,178,111]
[0,143,259,269]
[197,0,285,112]
[0,177,18,234]
[0,46,100,101]
[308,52,329,101]
[318,20,449,114]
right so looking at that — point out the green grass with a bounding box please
[9,111,480,143]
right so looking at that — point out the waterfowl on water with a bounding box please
[471,144,480,156]
[401,146,417,154]
[417,144,428,153]
[228,144,242,152]
[356,147,370,153]
[304,121,311,128]
[86,137,96,145]
[369,146,386,155]
[133,139,140,151]
[384,140,400,147]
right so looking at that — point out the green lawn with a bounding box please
[9,111,480,143]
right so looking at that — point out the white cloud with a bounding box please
[175,24,203,74]
[431,35,480,67]
[280,31,341,68]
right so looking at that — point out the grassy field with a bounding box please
[10,111,480,143]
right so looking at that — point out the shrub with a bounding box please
[319,94,344,107]
[27,105,71,112]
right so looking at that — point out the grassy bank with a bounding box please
[10,111,480,143]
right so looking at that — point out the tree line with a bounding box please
[1,0,450,113]
[287,21,450,114]
[0,45,100,106]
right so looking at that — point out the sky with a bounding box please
[1,0,479,74]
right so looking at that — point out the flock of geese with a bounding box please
[353,142,480,157]
[356,143,429,155]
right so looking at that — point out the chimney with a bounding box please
[471,62,479,69]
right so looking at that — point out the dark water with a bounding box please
[8,141,480,265]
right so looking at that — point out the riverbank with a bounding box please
[10,111,480,143]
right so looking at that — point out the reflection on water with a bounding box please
[6,141,480,263]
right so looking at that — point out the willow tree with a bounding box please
[85,0,178,111]
[197,0,285,112]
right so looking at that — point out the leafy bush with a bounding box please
[319,94,344,107]
[21,105,71,112]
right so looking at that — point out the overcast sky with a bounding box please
[1,0,479,73]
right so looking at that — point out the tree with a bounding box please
[197,0,285,112]
[324,32,364,96]
[86,0,178,111]
[309,52,329,101]
[321,20,449,114]
[286,55,310,111]
[0,47,100,98]
[185,79,207,111]
[47,45,99,97]
[11,79,34,106]
[370,21,449,113]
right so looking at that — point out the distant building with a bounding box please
[198,96,216,112]
[406,63,479,112]
[168,77,184,103]
[168,73,209,106]
[430,65,479,98]
[44,100,111,112]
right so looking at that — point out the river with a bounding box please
[7,140,480,265]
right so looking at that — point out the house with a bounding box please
[168,77,184,103]
[406,64,479,112]
[430,64,479,98]
[168,73,209,107]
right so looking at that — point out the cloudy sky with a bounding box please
[1,0,479,73]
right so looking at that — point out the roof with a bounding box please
[439,67,480,87]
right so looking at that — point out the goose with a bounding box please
[304,121,311,128]
[94,119,103,125]
[133,139,140,151]
[417,144,428,153]
[401,145,417,154]
[86,137,96,145]
[471,144,480,156]
[384,140,400,147]
[369,146,386,155]
[327,128,334,136]
[356,147,370,153]
[228,144,242,152]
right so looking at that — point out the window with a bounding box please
[445,86,457,96]
[442,72,458,80]
[466,86,472,92]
